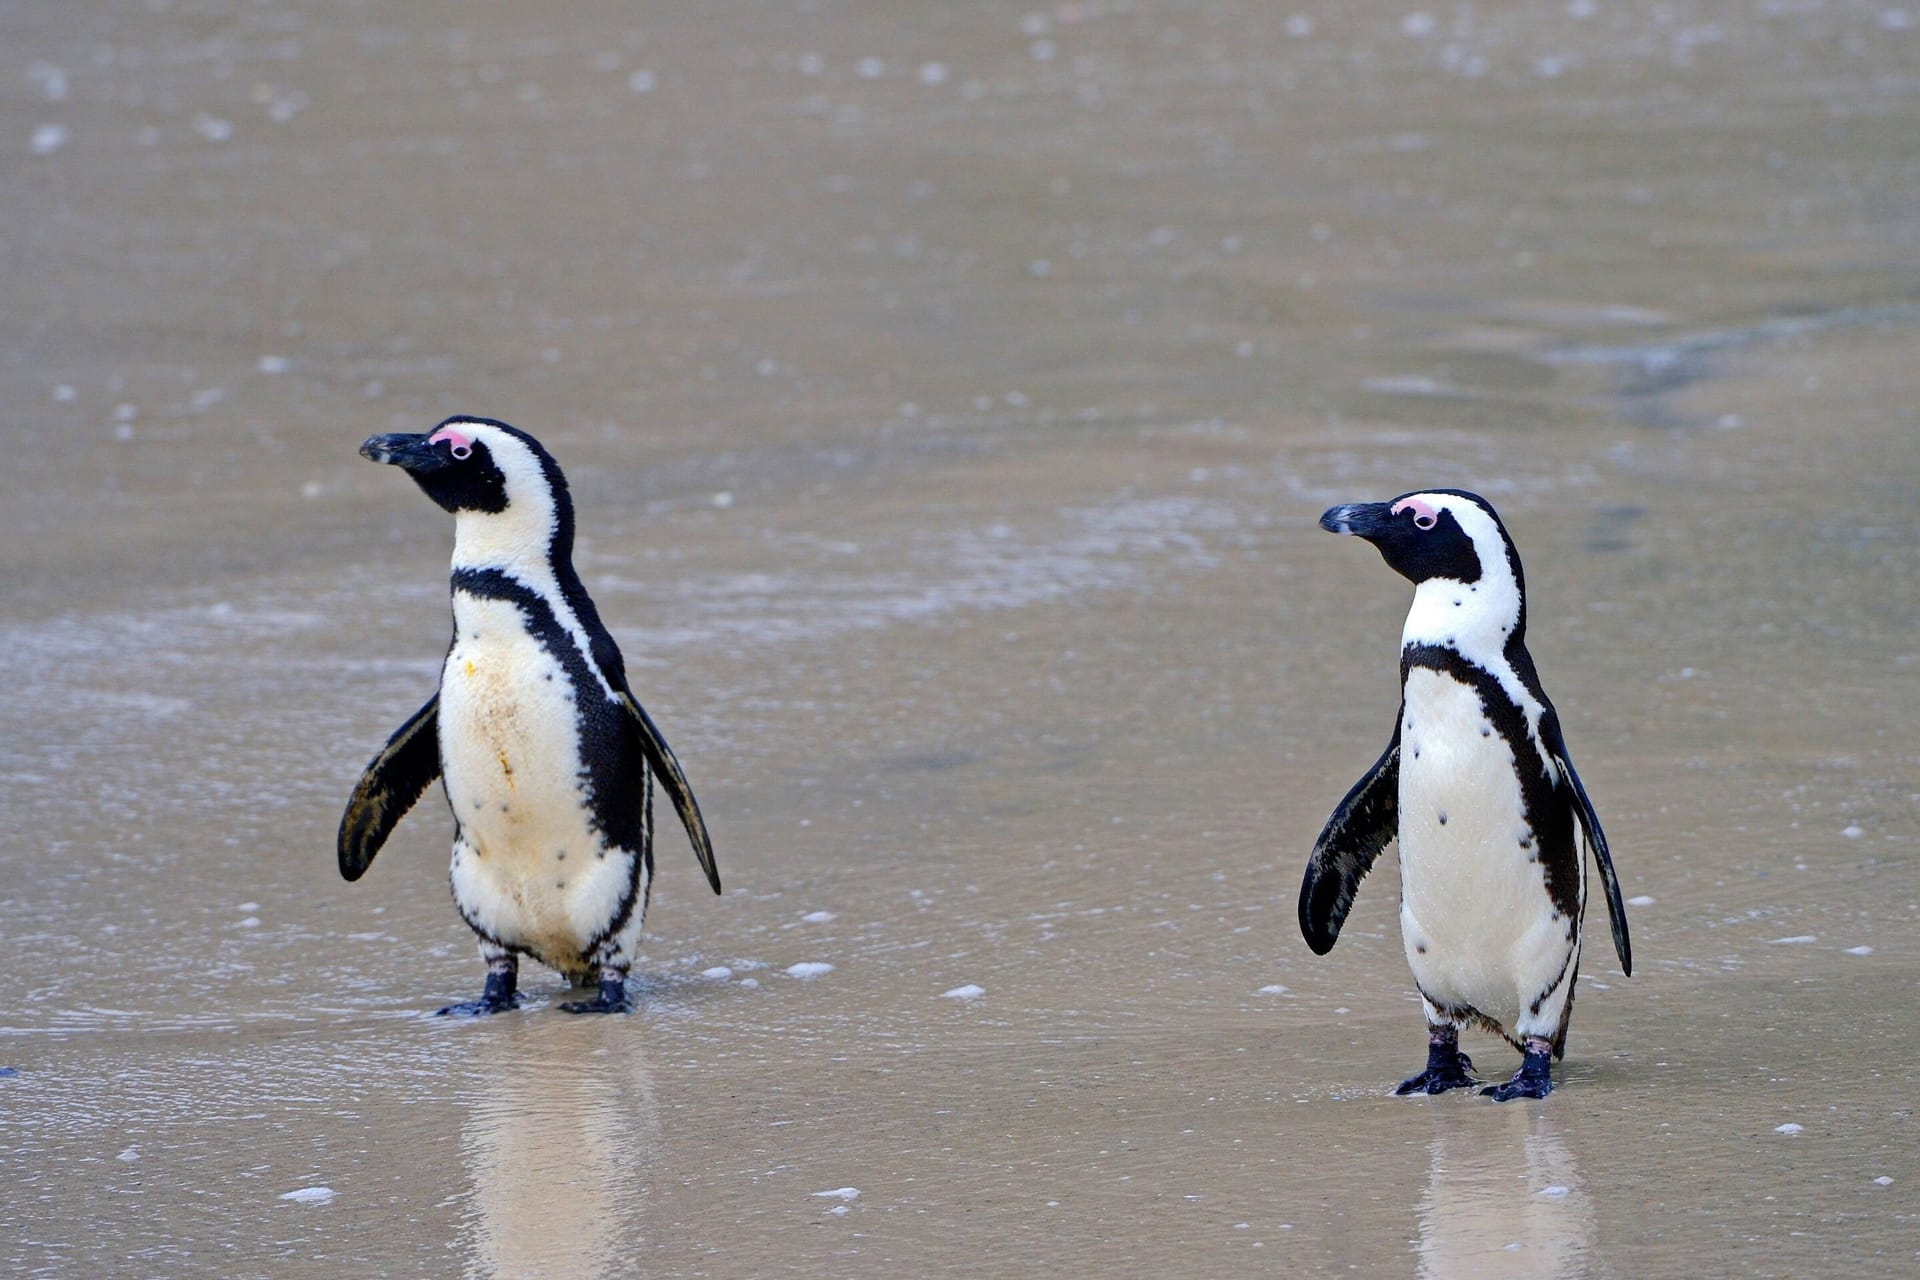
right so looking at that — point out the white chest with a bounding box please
[1397,668,1556,1005]
[439,594,595,854]
[1399,667,1530,855]
[440,593,645,967]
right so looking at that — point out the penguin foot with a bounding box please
[1395,1024,1477,1095]
[437,968,520,1017]
[559,976,631,1015]
[1482,1042,1554,1101]
[436,994,521,1017]
[1394,1051,1477,1095]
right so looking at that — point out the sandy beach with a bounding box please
[1,2,1916,1275]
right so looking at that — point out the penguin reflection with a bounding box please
[1415,1106,1598,1280]
[460,1018,658,1280]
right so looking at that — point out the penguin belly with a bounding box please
[439,595,641,977]
[1396,667,1571,1038]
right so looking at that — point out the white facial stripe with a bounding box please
[1398,495,1520,647]
[446,422,616,701]
[1398,493,1550,771]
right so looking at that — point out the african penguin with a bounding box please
[1298,490,1630,1099]
[339,416,721,1015]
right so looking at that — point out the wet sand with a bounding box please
[2,2,1917,1275]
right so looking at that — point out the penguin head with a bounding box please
[1320,490,1503,584]
[1321,489,1528,639]
[361,417,576,566]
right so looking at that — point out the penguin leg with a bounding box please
[560,852,647,1015]
[1482,1036,1555,1101]
[558,962,631,1015]
[1395,1005,1477,1095]
[558,922,638,1015]
[1487,937,1578,1098]
[438,947,521,1017]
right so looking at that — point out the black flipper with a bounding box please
[619,691,721,894]
[1540,716,1631,975]
[1299,716,1401,955]
[338,696,442,882]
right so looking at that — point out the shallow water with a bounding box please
[2,1,1917,1275]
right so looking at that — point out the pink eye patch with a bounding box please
[1391,496,1439,528]
[428,426,474,459]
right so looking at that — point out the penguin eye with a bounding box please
[429,427,475,460]
[1391,496,1441,530]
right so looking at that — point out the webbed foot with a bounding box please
[1395,1024,1476,1095]
[559,974,631,1015]
[1395,1051,1477,1095]
[438,967,520,1017]
[1482,1039,1555,1101]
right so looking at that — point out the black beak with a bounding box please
[359,432,449,473]
[1319,501,1396,539]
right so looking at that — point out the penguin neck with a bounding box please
[448,485,577,592]
[1400,569,1526,667]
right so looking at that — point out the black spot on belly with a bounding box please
[1416,943,1427,954]
[1481,726,1491,738]
[595,849,606,860]
[1519,835,1533,850]
[500,803,510,813]
[555,850,567,860]
[556,879,567,889]
[1437,811,1448,826]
